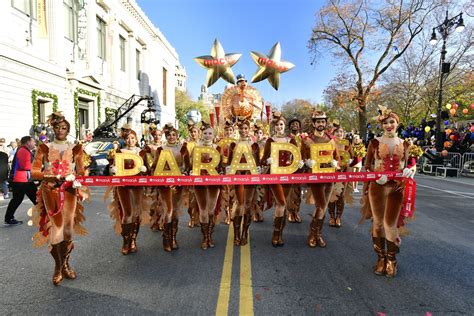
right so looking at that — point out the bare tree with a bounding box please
[308,0,440,138]
[379,1,473,125]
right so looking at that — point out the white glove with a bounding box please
[65,174,75,182]
[348,159,353,165]
[189,170,194,176]
[402,167,415,179]
[225,166,231,174]
[110,166,117,175]
[72,180,82,189]
[266,157,273,165]
[256,166,262,174]
[331,159,338,168]
[305,159,316,168]
[297,160,304,169]
[139,165,147,173]
[376,175,388,185]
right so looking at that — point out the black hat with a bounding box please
[288,117,301,126]
[236,74,247,83]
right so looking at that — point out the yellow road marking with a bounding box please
[216,225,234,316]
[240,236,254,316]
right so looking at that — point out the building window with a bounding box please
[64,0,78,42]
[12,0,37,18]
[78,100,90,139]
[97,16,106,60]
[119,35,126,71]
[136,49,141,80]
[36,100,52,124]
[162,67,167,106]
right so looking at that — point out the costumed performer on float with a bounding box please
[31,112,90,286]
[227,117,260,246]
[152,123,189,252]
[191,121,223,249]
[108,127,150,255]
[300,110,339,248]
[361,106,415,278]
[260,111,303,247]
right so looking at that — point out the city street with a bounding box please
[0,174,473,315]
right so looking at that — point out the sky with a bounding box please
[136,0,334,107]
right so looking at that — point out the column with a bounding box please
[86,0,97,71]
[128,31,135,93]
[46,0,64,64]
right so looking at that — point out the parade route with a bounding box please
[0,174,473,315]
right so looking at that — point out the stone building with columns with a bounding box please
[0,0,181,142]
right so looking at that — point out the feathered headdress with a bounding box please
[271,110,286,125]
[223,119,235,129]
[236,116,250,127]
[187,120,199,131]
[376,105,399,123]
[163,122,178,135]
[47,112,68,126]
[253,121,264,132]
[200,120,213,131]
[120,123,132,138]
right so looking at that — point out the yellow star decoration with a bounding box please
[250,42,295,90]
[194,38,242,88]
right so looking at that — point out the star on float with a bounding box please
[250,42,295,90]
[194,39,242,88]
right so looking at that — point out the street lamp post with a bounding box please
[430,10,464,151]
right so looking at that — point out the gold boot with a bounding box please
[335,198,344,228]
[187,207,194,227]
[171,218,179,250]
[240,214,251,246]
[386,240,400,278]
[121,223,134,255]
[61,240,76,280]
[272,216,285,247]
[130,219,140,253]
[50,243,63,286]
[233,216,242,246]
[288,211,296,223]
[200,223,210,250]
[208,215,215,248]
[308,217,326,248]
[327,202,336,227]
[372,237,386,275]
[224,208,231,225]
[277,215,286,247]
[162,222,173,252]
[293,210,302,223]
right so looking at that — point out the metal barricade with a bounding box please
[461,153,474,176]
[443,152,462,170]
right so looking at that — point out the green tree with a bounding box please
[174,89,210,138]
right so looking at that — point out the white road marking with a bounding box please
[417,184,474,200]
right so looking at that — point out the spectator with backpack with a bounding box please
[4,136,37,225]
